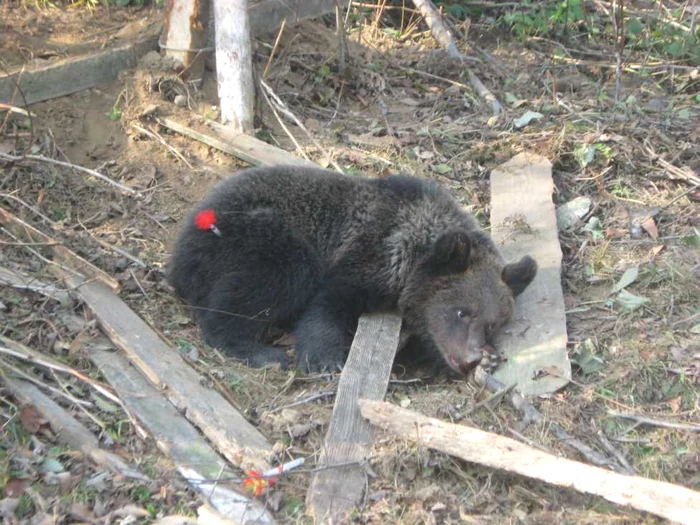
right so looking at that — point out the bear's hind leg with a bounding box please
[196,229,322,369]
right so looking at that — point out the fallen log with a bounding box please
[359,399,700,525]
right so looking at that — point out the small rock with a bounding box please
[173,95,187,107]
[139,104,159,118]
[556,196,591,231]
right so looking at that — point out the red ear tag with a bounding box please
[195,209,222,236]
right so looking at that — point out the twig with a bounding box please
[596,429,638,475]
[0,152,139,196]
[463,382,516,416]
[130,123,194,170]
[0,336,147,439]
[654,156,700,186]
[336,0,347,75]
[0,266,71,305]
[0,358,93,408]
[5,373,148,480]
[1,226,82,279]
[473,368,634,474]
[0,206,120,291]
[397,64,470,90]
[263,18,287,79]
[409,0,503,114]
[259,79,344,173]
[0,103,33,117]
[611,0,626,103]
[0,62,33,152]
[270,390,336,413]
[0,192,56,226]
[609,410,700,433]
[129,269,149,298]
[258,85,312,163]
[76,221,147,269]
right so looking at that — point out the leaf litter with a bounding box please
[1,2,699,524]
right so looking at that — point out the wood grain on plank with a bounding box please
[5,374,144,480]
[0,206,120,291]
[360,399,700,525]
[1,0,347,106]
[489,152,571,396]
[0,39,157,106]
[90,348,276,524]
[58,274,273,473]
[155,117,314,168]
[306,313,402,523]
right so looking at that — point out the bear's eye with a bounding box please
[456,309,467,319]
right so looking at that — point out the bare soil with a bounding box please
[0,2,163,70]
[1,2,699,525]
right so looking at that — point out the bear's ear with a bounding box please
[428,230,471,274]
[502,255,537,296]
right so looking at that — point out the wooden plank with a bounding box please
[0,39,158,106]
[156,116,315,168]
[360,399,700,525]
[0,206,120,292]
[489,152,571,396]
[90,348,276,524]
[0,265,71,306]
[0,0,347,106]
[55,272,274,474]
[5,374,146,481]
[306,313,402,523]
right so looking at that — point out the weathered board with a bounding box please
[0,206,120,291]
[57,273,274,474]
[0,0,348,106]
[360,399,700,525]
[306,313,402,523]
[0,39,158,106]
[155,117,314,168]
[5,374,144,480]
[90,348,276,524]
[489,152,571,396]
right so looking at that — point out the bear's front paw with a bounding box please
[246,347,290,370]
[478,345,504,374]
[296,349,346,374]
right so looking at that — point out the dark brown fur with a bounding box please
[166,166,537,373]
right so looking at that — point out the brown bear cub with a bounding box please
[167,165,537,374]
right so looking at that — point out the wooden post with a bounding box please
[162,0,210,85]
[212,0,255,132]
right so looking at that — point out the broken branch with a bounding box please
[360,399,700,525]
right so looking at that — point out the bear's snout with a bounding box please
[448,348,486,375]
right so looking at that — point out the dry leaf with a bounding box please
[18,405,46,434]
[112,505,150,519]
[650,245,665,258]
[667,396,682,414]
[4,478,30,497]
[641,216,659,239]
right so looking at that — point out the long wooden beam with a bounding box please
[0,0,348,106]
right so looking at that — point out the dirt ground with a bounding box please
[1,1,699,524]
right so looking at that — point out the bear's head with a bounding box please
[400,229,537,375]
